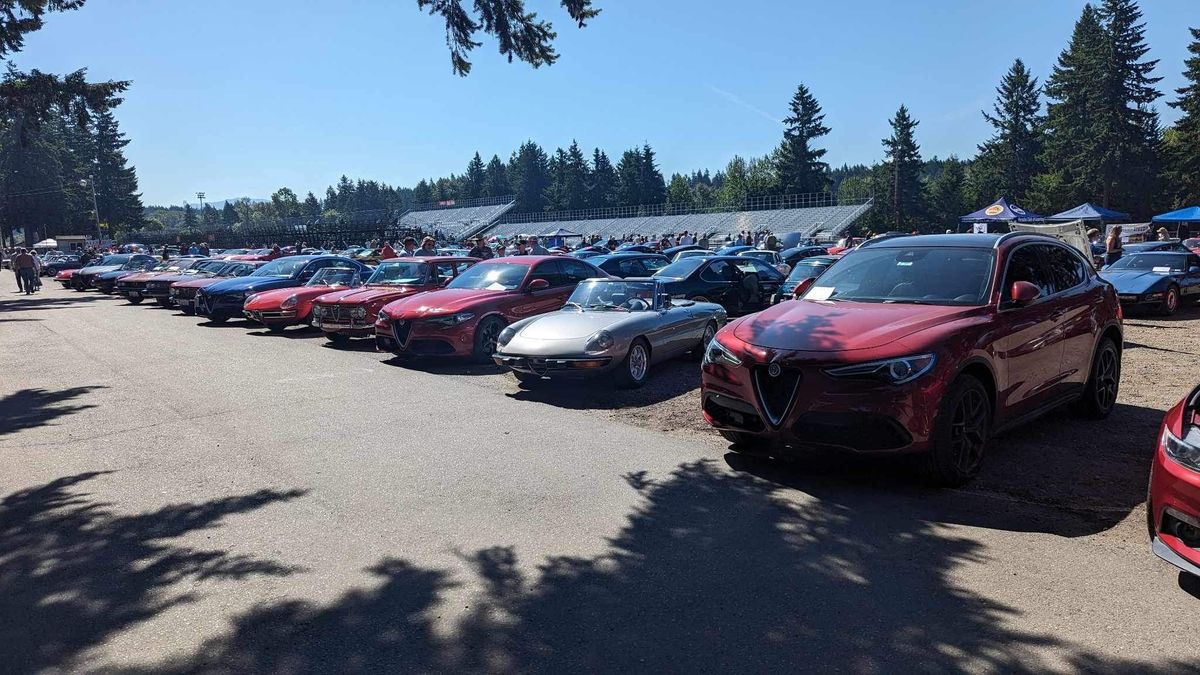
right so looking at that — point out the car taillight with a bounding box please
[1115,301,1123,322]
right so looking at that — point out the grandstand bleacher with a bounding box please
[399,199,516,241]
[483,199,872,242]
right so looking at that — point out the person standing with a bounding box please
[398,237,418,256]
[1105,225,1124,267]
[528,237,549,255]
[14,248,36,295]
[415,237,437,256]
[468,237,494,260]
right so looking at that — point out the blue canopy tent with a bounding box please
[1152,206,1200,239]
[1048,203,1130,223]
[959,198,1045,232]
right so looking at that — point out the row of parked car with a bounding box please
[55,232,1200,583]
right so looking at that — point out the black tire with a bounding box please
[208,315,228,324]
[1160,285,1180,316]
[514,371,542,385]
[924,376,991,487]
[181,306,196,316]
[690,295,710,303]
[156,298,171,307]
[472,317,506,364]
[692,320,718,359]
[128,297,144,305]
[1076,337,1120,419]
[613,338,651,389]
[720,430,772,455]
[326,333,349,346]
[266,324,286,333]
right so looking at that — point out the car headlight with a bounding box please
[497,326,517,349]
[377,308,390,321]
[1162,425,1200,472]
[312,304,325,318]
[352,306,367,319]
[426,311,475,327]
[703,336,742,367]
[824,353,937,385]
[280,294,298,310]
[243,292,256,304]
[169,288,177,298]
[584,330,614,353]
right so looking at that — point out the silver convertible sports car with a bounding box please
[493,278,727,388]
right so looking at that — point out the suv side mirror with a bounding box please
[1010,280,1041,305]
[526,278,550,292]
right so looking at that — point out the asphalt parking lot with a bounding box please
[3,286,1200,673]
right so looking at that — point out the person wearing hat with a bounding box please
[468,236,493,260]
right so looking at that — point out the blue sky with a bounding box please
[12,0,1197,206]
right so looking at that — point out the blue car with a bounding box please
[195,255,369,323]
[1099,251,1200,315]
[73,254,157,291]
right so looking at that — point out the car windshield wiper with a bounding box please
[883,298,930,305]
[563,301,585,311]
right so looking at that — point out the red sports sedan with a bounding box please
[169,261,265,315]
[243,265,367,331]
[1149,384,1200,579]
[374,255,607,362]
[700,233,1123,485]
[313,256,477,344]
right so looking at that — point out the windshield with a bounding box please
[1107,254,1189,273]
[308,267,360,286]
[251,258,308,277]
[368,261,428,285]
[97,254,131,266]
[786,259,834,281]
[804,246,994,306]
[447,262,529,291]
[194,261,226,273]
[227,263,256,277]
[739,251,772,262]
[1184,238,1198,249]
[654,257,706,279]
[566,280,657,311]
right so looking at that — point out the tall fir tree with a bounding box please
[508,141,551,212]
[412,179,434,205]
[881,105,925,231]
[482,154,511,197]
[183,203,197,227]
[666,174,694,212]
[970,59,1043,205]
[928,156,969,232]
[717,156,749,208]
[774,83,831,195]
[614,148,644,207]
[638,144,666,205]
[1165,27,1200,207]
[91,109,143,232]
[301,192,321,219]
[462,152,486,199]
[544,141,590,211]
[588,148,617,209]
[221,201,239,224]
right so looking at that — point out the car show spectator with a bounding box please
[528,237,550,255]
[1087,228,1104,258]
[13,248,37,295]
[415,237,437,256]
[1157,227,1171,241]
[468,237,494,260]
[398,237,418,256]
[513,240,529,255]
[1105,225,1124,266]
[380,241,398,260]
[494,243,507,257]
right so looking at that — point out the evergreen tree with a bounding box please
[774,83,831,194]
[970,59,1042,205]
[666,174,694,212]
[638,144,666,205]
[302,192,321,218]
[412,179,434,205]
[200,203,220,227]
[221,201,239,225]
[881,105,925,231]
[183,203,197,227]
[1165,27,1200,206]
[745,155,779,199]
[588,148,617,209]
[482,154,511,197]
[462,152,486,199]
[928,156,969,232]
[91,109,143,231]
[270,187,302,218]
[544,141,589,211]
[508,141,551,211]
[717,156,749,208]
[615,148,644,207]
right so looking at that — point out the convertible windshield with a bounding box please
[98,254,131,266]
[654,257,706,279]
[566,280,657,311]
[447,262,529,291]
[786,258,836,281]
[368,261,427,285]
[1107,254,1189,273]
[308,267,360,287]
[804,247,994,306]
[251,258,308,277]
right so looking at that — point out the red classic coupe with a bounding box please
[169,261,264,315]
[115,258,210,304]
[312,256,477,345]
[242,265,368,331]
[55,268,79,288]
[1149,383,1200,580]
[227,248,282,262]
[375,255,608,362]
[700,233,1123,486]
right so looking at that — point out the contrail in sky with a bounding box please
[706,84,781,125]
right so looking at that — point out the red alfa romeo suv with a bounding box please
[700,232,1124,485]
[1148,383,1200,579]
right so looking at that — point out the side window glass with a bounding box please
[560,259,595,284]
[617,259,639,277]
[528,260,564,287]
[455,261,476,276]
[751,259,781,279]
[434,262,457,281]
[1002,246,1051,300]
[641,257,668,273]
[701,260,734,282]
[1043,245,1084,294]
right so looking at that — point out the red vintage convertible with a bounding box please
[312,256,477,345]
[169,261,265,315]
[242,265,367,332]
[374,255,607,361]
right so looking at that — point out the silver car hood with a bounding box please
[517,310,637,341]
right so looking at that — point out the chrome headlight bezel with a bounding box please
[824,353,937,385]
[351,306,367,319]
[312,304,325,318]
[584,330,615,354]
[280,294,299,310]
[702,336,742,367]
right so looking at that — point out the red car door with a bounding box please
[1040,244,1102,391]
[992,244,1065,423]
[509,260,570,319]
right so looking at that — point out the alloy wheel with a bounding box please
[479,321,501,356]
[1095,347,1119,412]
[628,343,648,382]
[950,388,988,476]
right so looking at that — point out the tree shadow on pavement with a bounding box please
[0,473,307,674]
[0,386,106,437]
[126,460,1194,674]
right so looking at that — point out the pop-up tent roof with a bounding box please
[543,227,582,237]
[960,197,1044,223]
[1048,203,1130,222]
[1151,206,1200,222]
[33,238,57,248]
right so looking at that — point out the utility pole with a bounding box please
[84,176,102,244]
